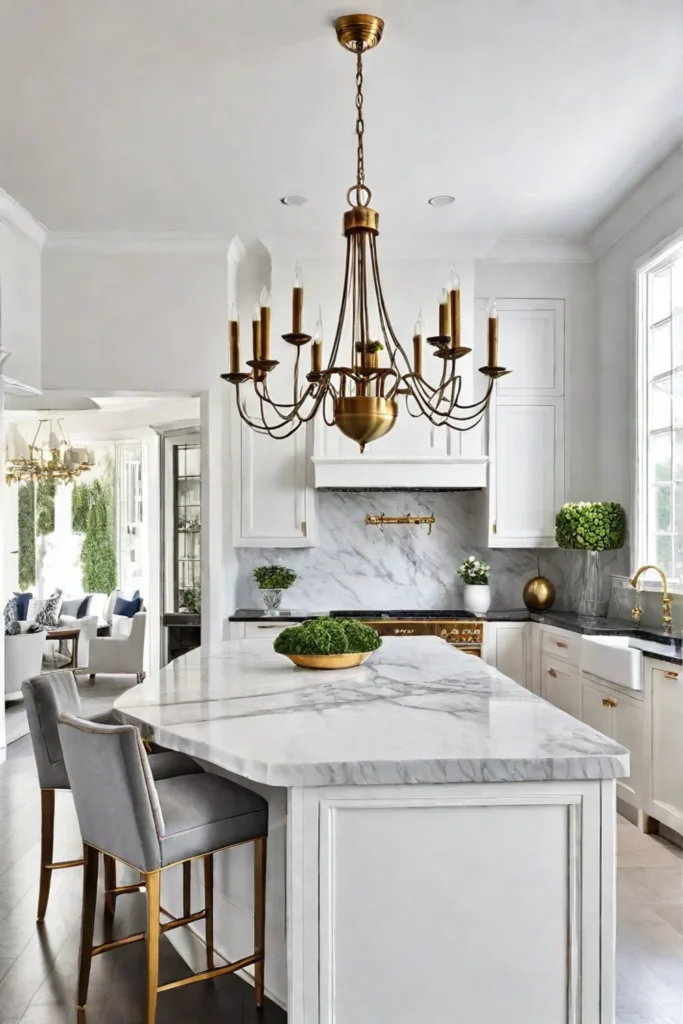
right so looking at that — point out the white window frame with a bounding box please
[635,231,683,587]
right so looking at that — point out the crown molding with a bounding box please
[0,189,47,249]
[45,232,236,254]
[44,229,592,263]
[587,147,683,259]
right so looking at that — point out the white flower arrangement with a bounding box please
[457,555,490,585]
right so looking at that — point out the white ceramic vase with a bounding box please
[463,583,491,616]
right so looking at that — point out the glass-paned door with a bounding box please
[174,443,201,612]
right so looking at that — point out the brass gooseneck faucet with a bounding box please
[630,564,672,633]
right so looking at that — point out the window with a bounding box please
[638,240,683,581]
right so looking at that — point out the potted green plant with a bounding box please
[457,555,491,614]
[252,564,297,615]
[273,616,382,669]
[555,502,626,618]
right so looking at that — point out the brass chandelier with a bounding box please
[5,417,95,485]
[222,14,509,452]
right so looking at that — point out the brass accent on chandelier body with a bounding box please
[335,396,398,452]
[334,13,385,52]
[479,366,511,379]
[282,332,312,347]
[434,346,471,361]
[343,205,379,235]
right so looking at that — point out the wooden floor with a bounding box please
[0,736,286,1024]
[2,737,683,1022]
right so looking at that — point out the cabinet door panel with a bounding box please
[613,695,643,807]
[580,679,613,737]
[490,398,564,546]
[540,655,578,718]
[650,666,683,828]
[235,396,313,547]
[492,624,527,687]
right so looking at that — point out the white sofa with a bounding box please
[4,630,47,701]
[87,612,147,683]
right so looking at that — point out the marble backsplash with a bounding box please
[236,490,627,612]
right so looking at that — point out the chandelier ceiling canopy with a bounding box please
[222,13,510,452]
[5,417,95,485]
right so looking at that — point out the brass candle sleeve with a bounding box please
[438,301,449,338]
[312,340,323,374]
[413,334,422,377]
[449,288,460,348]
[293,287,303,334]
[260,306,271,361]
[229,320,240,373]
[252,319,262,362]
[487,316,499,367]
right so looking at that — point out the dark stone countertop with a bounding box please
[229,608,325,622]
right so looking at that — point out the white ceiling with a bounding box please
[0,0,681,240]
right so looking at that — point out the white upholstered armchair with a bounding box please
[86,612,147,684]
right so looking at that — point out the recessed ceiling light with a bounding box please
[428,195,455,207]
[280,195,308,206]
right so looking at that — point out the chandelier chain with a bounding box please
[355,46,365,187]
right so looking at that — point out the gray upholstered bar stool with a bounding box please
[58,712,268,1022]
[22,670,202,922]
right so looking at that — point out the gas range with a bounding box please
[329,610,484,655]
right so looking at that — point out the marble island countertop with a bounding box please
[114,636,628,787]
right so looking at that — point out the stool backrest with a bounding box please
[22,671,82,789]
[58,713,164,872]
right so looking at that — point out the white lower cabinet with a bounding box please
[484,623,528,687]
[580,673,643,810]
[646,660,683,833]
[540,654,579,718]
[228,621,292,641]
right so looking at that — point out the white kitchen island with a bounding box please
[114,636,628,1024]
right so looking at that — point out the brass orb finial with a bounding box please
[334,14,385,52]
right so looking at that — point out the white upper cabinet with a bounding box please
[481,298,566,547]
[233,396,315,548]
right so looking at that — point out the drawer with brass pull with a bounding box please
[665,670,679,679]
[601,697,617,708]
[540,627,579,665]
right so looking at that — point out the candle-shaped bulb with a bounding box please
[488,299,498,318]
[294,261,303,288]
[252,303,261,321]
[315,306,323,341]
[229,302,237,321]
[447,262,460,291]
[414,307,424,338]
[259,287,270,308]
[440,287,448,303]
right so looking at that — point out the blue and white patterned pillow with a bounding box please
[4,597,18,633]
[33,590,63,628]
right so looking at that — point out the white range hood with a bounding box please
[312,453,488,489]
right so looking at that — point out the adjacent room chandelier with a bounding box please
[222,13,510,452]
[5,417,95,485]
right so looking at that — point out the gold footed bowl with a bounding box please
[285,652,373,670]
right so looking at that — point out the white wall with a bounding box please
[41,251,229,391]
[0,222,42,392]
[475,260,598,499]
[592,154,683,566]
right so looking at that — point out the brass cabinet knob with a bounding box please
[556,641,568,649]
[548,667,557,678]
[601,697,617,708]
[665,670,679,679]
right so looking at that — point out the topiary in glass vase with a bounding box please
[253,564,297,615]
[555,502,626,618]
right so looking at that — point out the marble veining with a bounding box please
[114,637,628,787]
[236,490,626,611]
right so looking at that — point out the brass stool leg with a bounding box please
[183,860,191,917]
[37,790,55,922]
[77,844,99,1011]
[203,854,214,971]
[253,836,267,1009]
[145,869,161,1024]
[103,854,117,916]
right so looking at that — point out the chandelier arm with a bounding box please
[401,373,492,424]
[325,234,354,371]
[235,390,307,440]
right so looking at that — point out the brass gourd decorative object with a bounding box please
[523,565,555,612]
